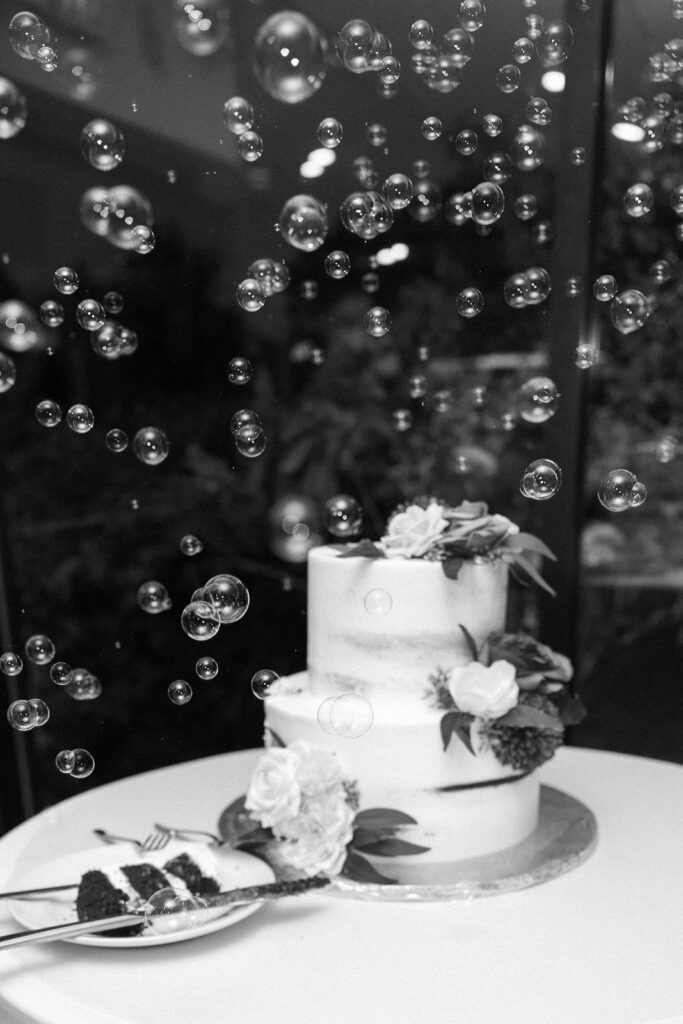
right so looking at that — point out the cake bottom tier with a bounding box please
[265,673,541,884]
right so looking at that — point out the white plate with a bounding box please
[7,840,275,948]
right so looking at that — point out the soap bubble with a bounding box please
[180,534,203,557]
[0,78,27,138]
[69,748,95,778]
[325,250,350,280]
[172,0,230,56]
[28,697,50,727]
[655,434,678,463]
[35,400,61,427]
[181,601,221,640]
[610,290,649,335]
[318,693,374,738]
[253,11,327,104]
[90,321,120,360]
[105,428,128,452]
[66,404,94,434]
[445,191,472,225]
[55,749,76,774]
[25,634,55,665]
[227,356,253,385]
[195,656,218,681]
[537,20,573,66]
[670,184,683,216]
[460,0,486,31]
[314,118,342,151]
[496,63,521,94]
[364,588,393,615]
[422,116,442,141]
[39,300,64,327]
[236,279,265,313]
[409,20,433,49]
[456,288,484,318]
[393,408,413,431]
[483,152,512,184]
[514,194,538,221]
[324,494,362,537]
[106,185,154,251]
[9,11,50,60]
[203,574,249,623]
[513,37,534,63]
[0,353,16,393]
[361,272,380,293]
[598,469,647,512]
[409,178,443,221]
[54,267,79,295]
[520,459,562,500]
[524,266,552,305]
[144,887,202,934]
[237,130,263,162]
[7,699,33,731]
[442,27,474,67]
[511,124,545,170]
[340,190,393,239]
[517,376,560,423]
[133,427,170,465]
[79,186,113,239]
[80,119,124,171]
[50,661,72,686]
[534,220,553,245]
[471,182,505,225]
[649,260,673,286]
[570,147,586,166]
[455,129,478,155]
[526,97,552,126]
[246,258,278,298]
[623,183,653,218]
[35,44,58,71]
[64,667,102,701]
[408,374,427,399]
[574,343,597,369]
[76,299,106,332]
[366,123,388,147]
[0,652,22,676]
[299,280,318,302]
[137,580,172,614]
[222,97,255,135]
[364,306,392,337]
[482,113,502,137]
[234,423,267,457]
[278,195,328,252]
[251,668,281,699]
[131,225,156,254]
[378,55,401,84]
[593,274,617,301]
[504,273,531,309]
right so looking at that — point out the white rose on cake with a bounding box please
[277,787,355,877]
[448,660,519,719]
[244,747,301,830]
[288,740,347,796]
[379,501,449,558]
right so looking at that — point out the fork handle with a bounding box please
[0,913,143,949]
[93,829,141,847]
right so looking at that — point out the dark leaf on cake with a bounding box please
[340,851,397,885]
[441,556,464,579]
[218,796,271,846]
[458,623,480,662]
[265,726,286,748]
[354,808,418,828]
[337,539,386,559]
[505,533,557,561]
[351,827,396,849]
[352,837,431,857]
[496,704,564,732]
[510,553,557,596]
[555,694,588,726]
[440,711,475,754]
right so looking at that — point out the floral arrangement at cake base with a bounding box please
[219,734,430,885]
[428,627,586,772]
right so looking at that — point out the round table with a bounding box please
[0,747,681,1024]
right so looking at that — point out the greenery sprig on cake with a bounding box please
[337,498,557,594]
[429,627,586,772]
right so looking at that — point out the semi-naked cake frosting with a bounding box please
[259,500,579,885]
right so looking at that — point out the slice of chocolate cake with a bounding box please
[163,852,220,896]
[76,869,143,937]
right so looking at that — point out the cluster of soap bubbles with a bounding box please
[251,668,281,699]
[517,377,561,424]
[172,0,230,57]
[340,189,394,241]
[520,459,563,500]
[80,119,125,171]
[336,19,393,79]
[598,470,647,512]
[80,184,154,252]
[231,407,266,458]
[63,667,103,701]
[55,748,95,778]
[7,697,49,731]
[317,693,374,738]
[323,494,363,537]
[181,573,249,644]
[236,256,290,313]
[0,77,27,139]
[276,194,329,252]
[222,96,263,162]
[408,14,481,94]
[504,267,552,308]
[253,11,327,104]
[9,10,58,71]
[144,886,206,934]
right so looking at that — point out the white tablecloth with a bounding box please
[0,747,681,1024]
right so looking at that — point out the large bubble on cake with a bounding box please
[317,693,374,738]
[143,887,206,935]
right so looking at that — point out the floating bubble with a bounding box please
[65,668,102,701]
[517,376,560,423]
[222,96,255,135]
[513,37,534,63]
[106,185,154,251]
[455,129,478,156]
[278,194,328,252]
[511,124,545,171]
[460,0,486,31]
[196,656,219,681]
[253,11,326,104]
[131,225,156,254]
[409,178,443,222]
[25,634,55,665]
[392,408,413,431]
[230,408,261,435]
[649,260,673,285]
[33,399,61,429]
[655,434,678,463]
[442,26,474,67]
[671,184,683,216]
[524,266,552,305]
[496,63,521,94]
[324,250,351,280]
[234,423,267,457]
[236,278,265,313]
[181,600,221,640]
[251,668,281,699]
[9,11,50,60]
[514,194,538,222]
[80,119,124,171]
[180,534,203,557]
[55,749,76,774]
[378,55,401,84]
[483,152,512,184]
[70,748,95,778]
[526,97,552,126]
[361,271,380,292]
[203,574,249,624]
[537,20,573,66]
[598,469,647,512]
[50,661,72,686]
[457,287,484,318]
[364,306,392,337]
[574,343,597,369]
[0,651,22,676]
[7,699,33,731]
[105,428,128,453]
[316,117,343,149]
[520,458,563,500]
[133,427,170,465]
[364,588,392,615]
[593,274,617,301]
[610,289,649,335]
[341,189,393,238]
[318,692,374,738]
[227,356,253,385]
[36,44,58,71]
[434,389,454,412]
[570,147,586,166]
[409,19,433,49]
[421,116,442,141]
[366,123,388,147]
[482,113,502,137]
[623,183,653,218]
[299,280,318,301]
[117,325,136,355]
[144,886,202,934]
[503,273,531,309]
[0,78,27,138]
[471,182,505,225]
[39,300,64,328]
[54,266,79,295]
[526,13,545,40]
[237,130,263,162]
[66,404,95,434]
[324,494,362,537]
[172,0,229,56]
[137,580,172,614]
[0,351,16,392]
[412,158,430,179]
[408,374,427,399]
[76,298,106,332]
[532,220,553,244]
[444,191,472,226]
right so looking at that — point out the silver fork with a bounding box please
[153,823,224,846]
[93,828,171,852]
